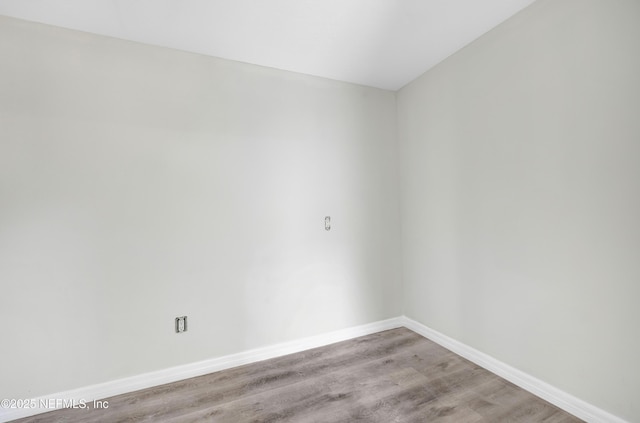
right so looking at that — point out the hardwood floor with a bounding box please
[12,328,583,422]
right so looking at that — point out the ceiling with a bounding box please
[0,0,536,90]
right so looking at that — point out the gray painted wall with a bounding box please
[397,0,640,421]
[0,16,401,399]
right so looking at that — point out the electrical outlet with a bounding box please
[175,316,187,333]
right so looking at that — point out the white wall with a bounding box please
[0,16,401,399]
[398,0,640,421]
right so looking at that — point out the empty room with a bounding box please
[0,0,638,422]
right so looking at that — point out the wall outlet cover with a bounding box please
[175,316,187,333]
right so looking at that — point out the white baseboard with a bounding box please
[0,317,404,423]
[1,316,627,423]
[400,316,628,423]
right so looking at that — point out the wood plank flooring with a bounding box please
[11,328,583,422]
